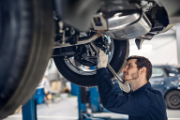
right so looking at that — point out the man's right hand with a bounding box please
[97,48,108,69]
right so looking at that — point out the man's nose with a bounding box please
[122,67,126,72]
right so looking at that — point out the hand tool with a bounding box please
[90,42,131,93]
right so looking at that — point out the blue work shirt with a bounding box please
[97,68,167,120]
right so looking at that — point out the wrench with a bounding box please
[90,42,131,93]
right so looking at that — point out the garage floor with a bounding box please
[4,97,180,120]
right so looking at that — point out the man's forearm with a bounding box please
[97,68,114,91]
[96,68,116,106]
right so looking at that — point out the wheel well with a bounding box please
[164,88,180,99]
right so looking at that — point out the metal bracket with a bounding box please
[135,38,144,50]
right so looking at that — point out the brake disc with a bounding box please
[74,36,110,66]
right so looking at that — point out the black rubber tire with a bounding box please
[0,0,54,118]
[54,40,129,87]
[165,90,180,109]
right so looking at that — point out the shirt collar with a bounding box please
[132,82,151,93]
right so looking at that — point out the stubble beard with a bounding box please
[131,71,139,79]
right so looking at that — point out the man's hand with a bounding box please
[96,47,131,93]
[97,48,108,69]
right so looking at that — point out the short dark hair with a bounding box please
[126,55,152,81]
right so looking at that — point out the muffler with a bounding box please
[91,12,152,40]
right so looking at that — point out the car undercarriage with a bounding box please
[0,0,180,118]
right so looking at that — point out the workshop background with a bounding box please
[4,24,180,120]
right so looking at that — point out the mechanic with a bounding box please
[96,49,167,120]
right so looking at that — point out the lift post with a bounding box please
[77,86,110,120]
[78,87,88,120]
[90,87,101,113]
[22,93,37,120]
[76,82,128,120]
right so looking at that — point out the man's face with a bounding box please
[122,59,139,81]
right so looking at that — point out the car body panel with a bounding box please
[149,65,180,98]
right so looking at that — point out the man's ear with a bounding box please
[140,67,146,74]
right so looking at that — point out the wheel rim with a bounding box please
[64,36,115,75]
[170,95,180,106]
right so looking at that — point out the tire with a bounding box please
[54,40,129,87]
[165,90,180,109]
[0,0,54,118]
